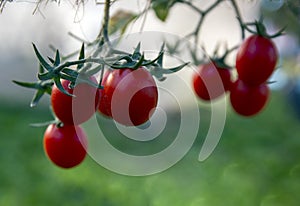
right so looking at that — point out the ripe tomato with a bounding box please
[236,35,278,86]
[98,67,158,126]
[98,70,111,117]
[230,79,269,116]
[192,62,232,101]
[51,77,100,125]
[43,124,87,168]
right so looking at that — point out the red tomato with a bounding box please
[230,79,269,116]
[43,124,87,168]
[236,35,278,86]
[98,70,111,117]
[51,77,100,125]
[192,62,232,101]
[98,67,158,126]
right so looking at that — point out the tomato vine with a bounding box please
[6,0,288,168]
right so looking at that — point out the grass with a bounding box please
[0,91,300,206]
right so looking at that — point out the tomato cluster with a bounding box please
[44,78,100,168]
[44,66,158,168]
[192,34,278,117]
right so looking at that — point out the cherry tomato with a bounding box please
[192,62,232,101]
[236,35,278,86]
[51,77,100,125]
[43,124,87,168]
[98,70,111,117]
[230,79,269,116]
[98,67,158,126]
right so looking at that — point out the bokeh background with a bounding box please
[1,0,300,205]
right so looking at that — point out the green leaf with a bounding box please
[152,0,176,21]
[32,43,53,72]
[108,10,137,35]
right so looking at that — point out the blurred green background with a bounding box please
[1,91,300,205]
[1,0,300,205]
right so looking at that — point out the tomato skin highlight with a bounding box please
[51,77,100,125]
[230,79,269,116]
[192,62,232,101]
[98,67,158,126]
[43,124,87,169]
[236,35,278,86]
[98,70,112,117]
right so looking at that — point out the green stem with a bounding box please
[230,0,246,39]
[103,0,111,47]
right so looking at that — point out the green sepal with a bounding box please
[30,120,58,127]
[53,77,74,97]
[61,68,79,79]
[38,72,53,81]
[142,51,163,66]
[77,43,85,70]
[39,64,45,74]
[132,43,141,60]
[76,75,103,89]
[162,62,189,74]
[12,80,40,89]
[111,53,145,69]
[85,65,103,77]
[54,50,61,67]
[47,57,55,64]
[32,43,53,72]
[30,89,45,107]
[143,44,164,67]
[59,74,77,83]
[157,43,165,66]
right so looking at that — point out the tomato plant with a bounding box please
[43,124,87,169]
[192,62,232,101]
[10,0,286,170]
[98,67,158,126]
[236,34,278,86]
[51,77,100,125]
[230,79,269,116]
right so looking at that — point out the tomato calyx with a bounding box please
[14,42,189,108]
[208,43,237,70]
[108,43,189,81]
[240,16,285,39]
[12,78,53,107]
[211,58,231,71]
